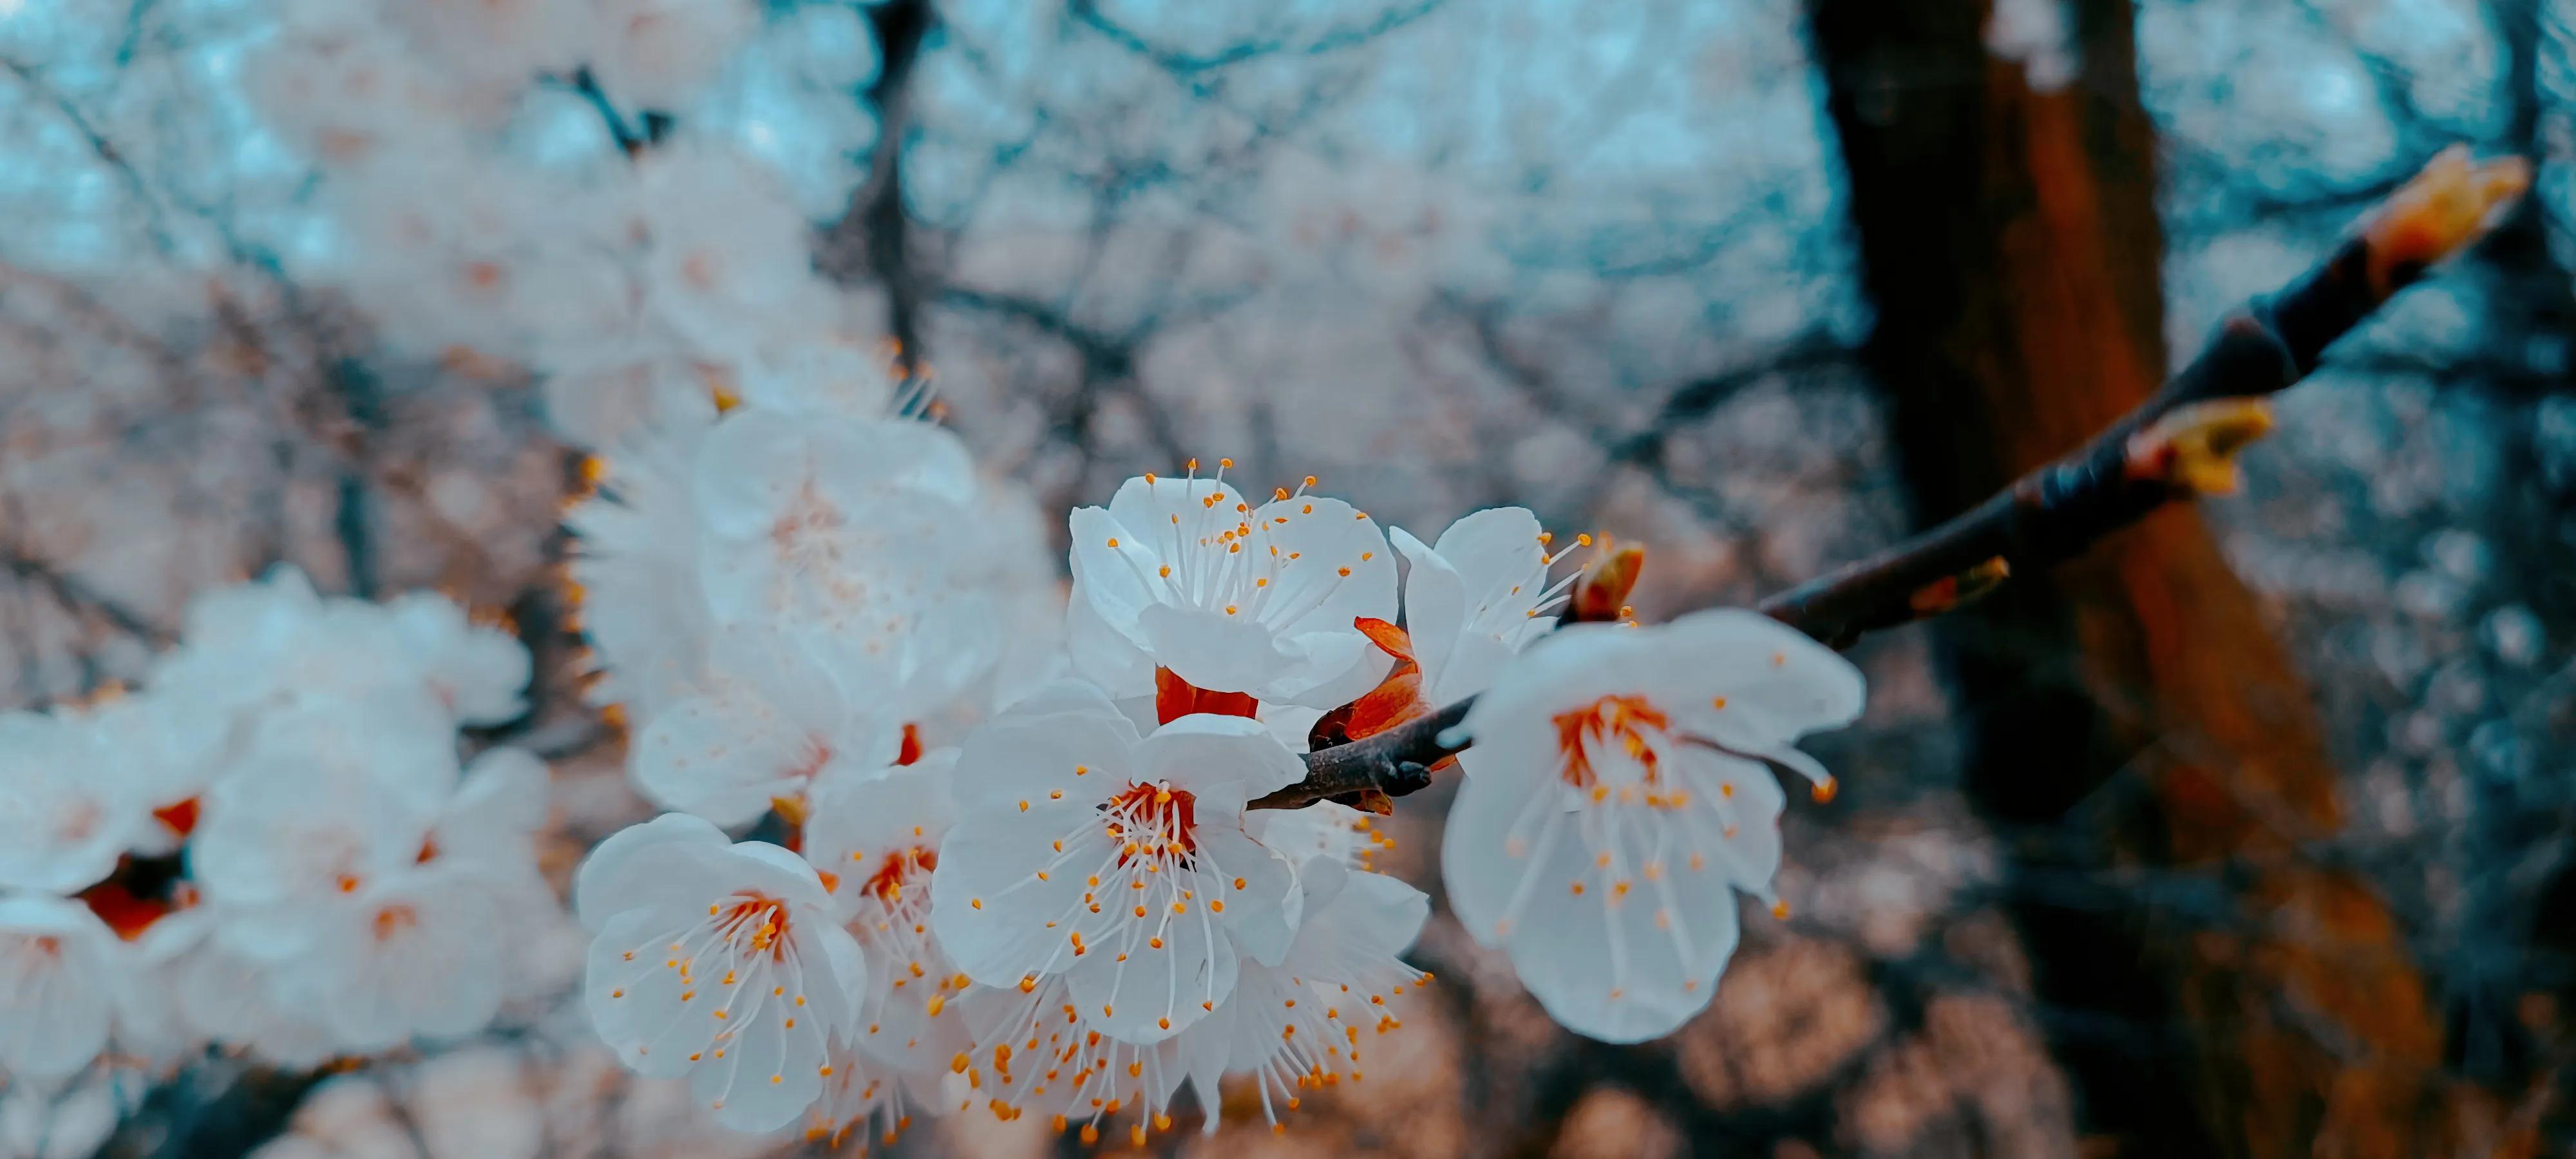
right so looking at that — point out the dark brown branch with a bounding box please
[3,546,175,648]
[819,0,934,372]
[1757,147,2524,648]
[1249,147,2528,813]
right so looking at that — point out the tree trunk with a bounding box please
[1804,1,2444,1154]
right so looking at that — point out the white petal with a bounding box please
[1128,715,1307,816]
[1137,602,1297,697]
[1244,496,1396,639]
[1190,824,1302,968]
[948,697,1138,814]
[1441,755,1741,1043]
[1104,475,1244,551]
[1066,506,1162,648]
[1063,901,1238,1045]
[1656,609,1866,749]
[573,813,732,930]
[630,684,822,827]
[1264,627,1391,709]
[1064,579,1157,699]
[689,408,817,540]
[1389,525,1469,695]
[929,812,1106,985]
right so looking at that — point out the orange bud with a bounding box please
[1566,543,1645,624]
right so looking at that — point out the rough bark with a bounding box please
[1803,1,2441,1156]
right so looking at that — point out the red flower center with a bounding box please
[150,796,201,840]
[1153,668,1258,725]
[79,880,169,942]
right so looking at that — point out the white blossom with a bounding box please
[1068,469,1396,708]
[0,896,119,1084]
[1170,858,1429,1133]
[800,755,972,1076]
[1443,610,1864,1042]
[1387,506,1580,704]
[0,713,138,896]
[578,813,868,1132]
[929,683,1307,1046]
[689,408,1001,724]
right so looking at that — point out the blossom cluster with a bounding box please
[245,0,884,453]
[0,569,555,1112]
[574,439,1869,1144]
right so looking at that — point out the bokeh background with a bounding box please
[3,0,2573,1156]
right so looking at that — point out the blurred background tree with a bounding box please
[0,0,2569,1156]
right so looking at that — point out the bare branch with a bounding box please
[1249,146,2530,813]
[2,547,174,650]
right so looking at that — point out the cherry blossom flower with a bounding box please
[1442,610,1865,1042]
[631,624,903,826]
[271,872,508,1054]
[589,0,763,111]
[929,683,1307,1046]
[1387,506,1582,704]
[173,936,340,1069]
[564,413,717,722]
[256,746,552,1053]
[1252,800,1402,876]
[0,712,137,896]
[1171,857,1430,1134]
[578,813,867,1132]
[800,755,972,1075]
[690,407,1003,724]
[0,895,120,1083]
[952,969,1188,1140]
[1068,467,1396,708]
[541,354,720,452]
[189,695,462,950]
[151,567,526,730]
[381,592,535,727]
[629,144,833,361]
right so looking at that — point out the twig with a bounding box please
[819,0,934,372]
[1248,146,2530,813]
[2,546,175,648]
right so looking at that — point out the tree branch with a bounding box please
[1249,146,2529,813]
[3,545,175,650]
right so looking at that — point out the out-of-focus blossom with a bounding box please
[0,896,119,1083]
[0,714,137,896]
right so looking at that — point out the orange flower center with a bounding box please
[1103,783,1198,864]
[1551,694,1672,790]
[862,847,938,906]
[715,895,794,960]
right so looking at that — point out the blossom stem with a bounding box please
[1251,146,2528,813]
